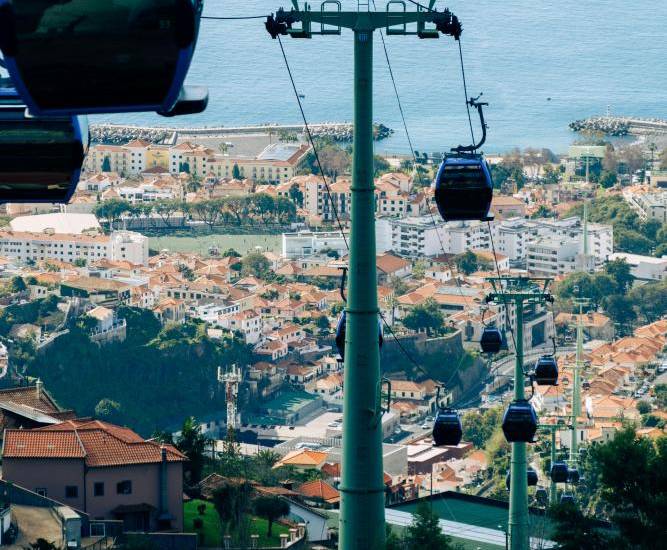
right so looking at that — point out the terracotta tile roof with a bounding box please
[376,253,410,274]
[3,430,85,458]
[275,449,327,468]
[296,479,340,503]
[4,420,186,467]
[0,385,61,414]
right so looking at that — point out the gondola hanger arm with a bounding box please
[452,94,488,154]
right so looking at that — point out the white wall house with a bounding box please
[0,230,148,266]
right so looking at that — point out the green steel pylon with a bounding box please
[539,423,562,507]
[486,277,553,550]
[267,5,461,549]
[569,296,589,466]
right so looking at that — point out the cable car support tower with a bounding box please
[266,2,462,548]
[486,277,553,550]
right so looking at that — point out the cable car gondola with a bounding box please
[505,468,538,489]
[480,326,503,354]
[335,311,383,362]
[432,397,462,447]
[550,461,569,483]
[560,493,575,505]
[0,0,208,116]
[567,467,580,484]
[501,399,538,443]
[533,355,559,386]
[0,86,88,203]
[434,96,494,222]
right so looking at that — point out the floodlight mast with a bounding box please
[266,4,461,548]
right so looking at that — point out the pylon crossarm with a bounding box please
[270,3,461,36]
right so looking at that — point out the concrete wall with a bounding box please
[3,458,86,511]
[2,459,183,531]
[85,462,183,531]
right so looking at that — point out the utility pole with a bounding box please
[266,4,461,549]
[486,277,553,550]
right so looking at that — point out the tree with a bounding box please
[636,400,651,415]
[629,280,667,323]
[94,198,132,230]
[550,501,610,550]
[462,407,502,448]
[311,143,351,180]
[531,204,555,219]
[412,260,426,279]
[9,276,26,293]
[176,416,211,486]
[241,253,271,279]
[402,298,444,336]
[405,502,456,550]
[454,250,478,275]
[232,163,242,180]
[654,385,667,409]
[603,258,634,294]
[598,170,617,189]
[223,248,241,258]
[253,496,290,537]
[388,275,408,296]
[374,154,391,176]
[153,199,182,228]
[316,315,330,332]
[615,227,652,255]
[603,294,636,332]
[542,164,560,184]
[101,156,111,172]
[288,183,304,208]
[250,193,276,224]
[588,427,667,548]
[212,480,253,540]
[94,398,123,424]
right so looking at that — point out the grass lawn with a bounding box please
[150,233,281,256]
[184,499,289,548]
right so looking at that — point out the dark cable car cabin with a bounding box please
[335,311,383,362]
[560,493,575,505]
[505,468,538,489]
[534,355,559,386]
[0,0,208,116]
[501,399,538,443]
[434,96,494,222]
[434,155,494,222]
[0,86,87,203]
[567,468,580,484]
[550,461,569,483]
[480,327,503,354]
[432,408,462,447]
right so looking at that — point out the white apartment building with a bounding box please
[388,216,448,257]
[383,217,491,258]
[526,238,580,276]
[624,190,667,223]
[495,216,613,270]
[608,253,667,281]
[0,230,149,266]
[117,184,176,203]
[282,231,349,259]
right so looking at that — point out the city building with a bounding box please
[608,253,667,281]
[282,231,350,259]
[2,419,186,532]
[0,230,149,266]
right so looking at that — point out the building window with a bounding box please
[116,480,132,495]
[36,488,47,497]
[65,485,78,499]
[94,482,105,496]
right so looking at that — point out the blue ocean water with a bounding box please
[99,0,666,154]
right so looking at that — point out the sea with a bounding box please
[98,0,666,154]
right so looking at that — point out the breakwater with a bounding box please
[90,122,394,145]
[569,116,667,137]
